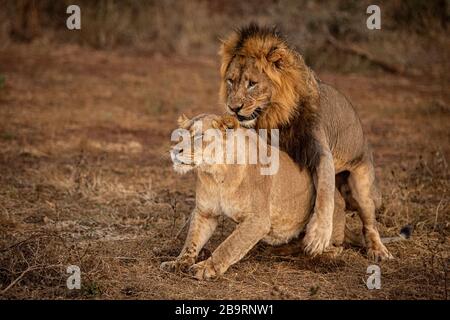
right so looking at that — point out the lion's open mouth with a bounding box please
[237,107,262,122]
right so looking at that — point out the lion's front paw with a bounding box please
[367,243,394,262]
[160,256,195,273]
[303,214,333,256]
[188,259,217,280]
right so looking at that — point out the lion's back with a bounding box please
[318,83,367,167]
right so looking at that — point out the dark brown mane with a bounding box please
[278,101,321,171]
[233,23,283,54]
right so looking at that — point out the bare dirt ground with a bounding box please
[0,43,448,299]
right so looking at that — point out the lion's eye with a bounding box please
[226,79,233,87]
[247,80,257,89]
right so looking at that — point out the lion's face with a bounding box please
[219,25,316,129]
[223,57,272,128]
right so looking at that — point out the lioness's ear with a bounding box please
[212,115,239,130]
[177,114,190,127]
[211,119,221,130]
[222,115,239,129]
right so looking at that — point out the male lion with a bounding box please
[160,114,385,280]
[219,24,392,260]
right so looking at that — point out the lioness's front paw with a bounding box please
[323,245,343,258]
[367,243,394,262]
[303,215,333,256]
[160,256,195,273]
[189,258,217,280]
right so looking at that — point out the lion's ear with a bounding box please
[267,46,287,69]
[177,114,190,127]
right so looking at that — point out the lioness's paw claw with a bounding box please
[160,260,177,272]
[303,216,332,256]
[160,256,195,273]
[189,259,217,281]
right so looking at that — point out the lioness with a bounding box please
[161,114,356,280]
[219,24,392,260]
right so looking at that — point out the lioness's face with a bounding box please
[223,57,272,128]
[171,115,221,174]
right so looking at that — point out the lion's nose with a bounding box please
[229,104,243,114]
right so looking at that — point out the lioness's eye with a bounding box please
[226,79,233,87]
[248,80,257,89]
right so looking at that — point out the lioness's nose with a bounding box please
[229,104,243,114]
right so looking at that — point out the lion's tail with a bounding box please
[344,224,413,247]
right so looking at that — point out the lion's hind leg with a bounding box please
[348,159,393,261]
[321,188,347,258]
[331,187,346,247]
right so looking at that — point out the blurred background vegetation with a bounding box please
[0,0,448,75]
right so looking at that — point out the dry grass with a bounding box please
[0,42,449,299]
